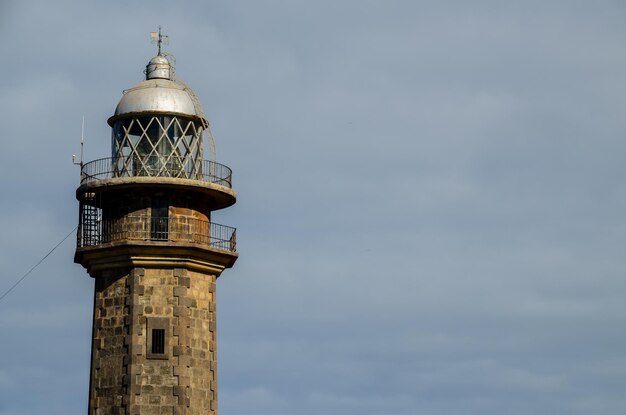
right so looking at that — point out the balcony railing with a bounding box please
[77,215,237,252]
[80,156,233,188]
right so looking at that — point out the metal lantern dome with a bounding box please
[109,56,208,123]
[106,54,211,181]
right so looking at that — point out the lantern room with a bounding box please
[106,54,209,180]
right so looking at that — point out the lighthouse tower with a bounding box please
[75,36,237,414]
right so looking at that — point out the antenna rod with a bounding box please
[80,116,85,167]
[74,116,84,167]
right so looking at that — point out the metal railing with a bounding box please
[80,156,233,188]
[77,215,237,252]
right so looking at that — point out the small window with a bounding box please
[146,317,169,359]
[151,329,165,354]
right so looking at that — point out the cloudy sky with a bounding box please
[2,1,626,414]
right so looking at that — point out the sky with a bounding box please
[1,1,626,414]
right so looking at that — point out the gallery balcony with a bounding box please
[77,156,236,210]
[74,215,238,275]
[77,215,236,252]
[80,156,232,187]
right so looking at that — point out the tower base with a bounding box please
[89,266,220,415]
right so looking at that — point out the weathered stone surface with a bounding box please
[88,267,219,414]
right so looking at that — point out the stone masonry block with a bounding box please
[129,365,142,377]
[172,345,186,356]
[173,286,187,297]
[132,268,145,277]
[177,376,190,387]
[172,386,186,397]
[173,306,189,317]
[141,406,161,415]
[131,344,143,356]
[178,355,191,367]
[173,268,187,278]
[132,305,144,317]
[125,295,139,306]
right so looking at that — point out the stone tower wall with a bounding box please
[90,267,218,415]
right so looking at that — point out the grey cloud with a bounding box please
[2,1,626,414]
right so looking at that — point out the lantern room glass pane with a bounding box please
[111,115,204,179]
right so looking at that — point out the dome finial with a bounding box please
[150,25,169,56]
[146,27,174,80]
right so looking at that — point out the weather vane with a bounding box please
[150,26,169,56]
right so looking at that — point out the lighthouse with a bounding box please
[75,33,237,414]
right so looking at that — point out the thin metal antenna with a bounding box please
[73,116,85,167]
[81,116,85,165]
